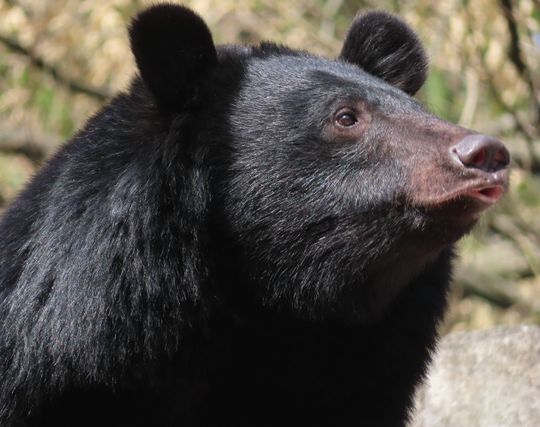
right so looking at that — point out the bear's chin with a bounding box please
[240,240,450,325]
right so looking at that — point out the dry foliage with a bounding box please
[0,0,539,332]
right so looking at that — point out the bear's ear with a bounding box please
[339,11,428,96]
[129,4,218,112]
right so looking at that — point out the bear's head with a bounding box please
[129,4,509,323]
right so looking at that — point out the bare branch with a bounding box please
[0,33,112,102]
[498,0,540,123]
[481,60,540,172]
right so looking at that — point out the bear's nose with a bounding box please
[451,134,510,172]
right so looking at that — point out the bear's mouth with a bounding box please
[463,184,505,205]
[433,177,507,209]
[414,169,508,220]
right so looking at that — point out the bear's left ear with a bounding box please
[340,11,428,96]
[129,4,218,112]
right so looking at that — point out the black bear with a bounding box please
[0,4,509,427]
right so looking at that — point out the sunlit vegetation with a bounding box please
[0,0,538,332]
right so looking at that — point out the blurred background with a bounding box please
[0,0,538,333]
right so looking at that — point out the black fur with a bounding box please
[340,11,428,95]
[129,4,218,112]
[0,4,505,427]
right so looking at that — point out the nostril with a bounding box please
[494,145,510,168]
[470,147,486,168]
[452,134,510,172]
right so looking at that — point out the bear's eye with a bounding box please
[335,111,358,128]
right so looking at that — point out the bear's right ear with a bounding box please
[129,4,218,112]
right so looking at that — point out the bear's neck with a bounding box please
[190,248,452,426]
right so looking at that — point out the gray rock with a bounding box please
[410,325,540,427]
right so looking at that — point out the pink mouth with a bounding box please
[413,168,509,214]
[465,185,505,205]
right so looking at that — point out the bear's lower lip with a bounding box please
[464,185,504,205]
[440,180,507,211]
[421,183,506,213]
[416,168,508,214]
[412,176,508,226]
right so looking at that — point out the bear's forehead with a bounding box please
[246,55,372,88]
[236,53,425,114]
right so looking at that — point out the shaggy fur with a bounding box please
[340,11,428,95]
[0,4,508,426]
